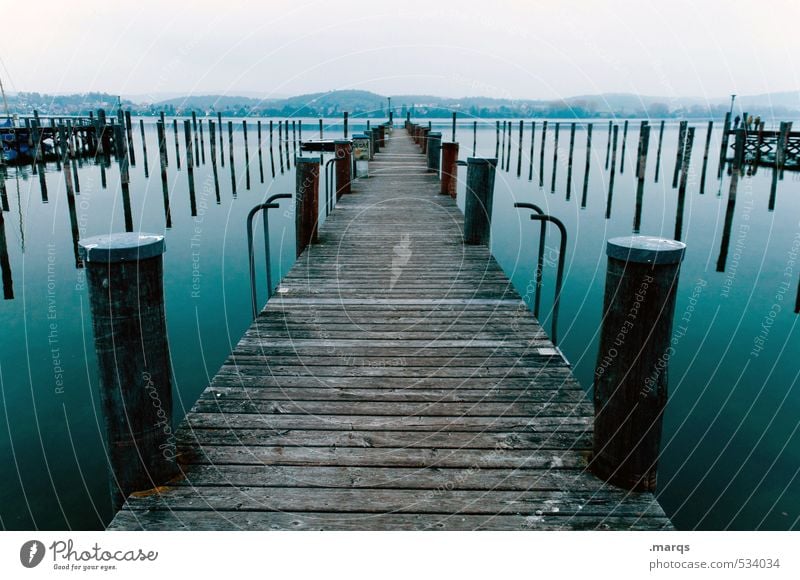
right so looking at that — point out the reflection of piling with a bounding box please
[605,125,619,219]
[0,208,13,299]
[699,121,713,194]
[566,123,576,200]
[633,125,651,233]
[581,123,592,208]
[184,120,197,216]
[550,122,560,193]
[463,158,497,245]
[441,142,459,198]
[592,235,686,492]
[156,121,171,228]
[539,121,548,188]
[295,157,320,257]
[78,233,176,508]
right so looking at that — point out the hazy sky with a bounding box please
[1,0,798,100]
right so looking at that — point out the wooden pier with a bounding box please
[108,127,671,531]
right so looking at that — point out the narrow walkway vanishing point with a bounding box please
[109,128,672,530]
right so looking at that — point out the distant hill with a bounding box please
[4,89,800,119]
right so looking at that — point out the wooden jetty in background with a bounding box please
[106,126,672,531]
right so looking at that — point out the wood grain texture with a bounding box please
[108,127,671,531]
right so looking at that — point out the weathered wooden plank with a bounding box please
[109,509,672,531]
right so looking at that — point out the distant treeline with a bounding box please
[4,90,799,120]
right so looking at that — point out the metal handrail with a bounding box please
[247,193,292,319]
[514,203,567,347]
[324,158,336,215]
[513,202,546,319]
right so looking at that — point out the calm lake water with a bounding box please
[0,117,797,530]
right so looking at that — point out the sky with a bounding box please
[1,0,798,101]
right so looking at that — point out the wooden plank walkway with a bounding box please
[108,128,672,530]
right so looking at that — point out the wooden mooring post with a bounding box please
[528,121,535,181]
[605,124,619,219]
[463,158,498,245]
[539,120,548,188]
[426,132,442,174]
[581,123,592,208]
[592,235,686,492]
[699,121,713,194]
[441,141,459,198]
[184,120,197,216]
[334,140,352,196]
[156,121,172,228]
[674,127,695,240]
[566,122,576,200]
[295,157,320,256]
[633,124,651,233]
[672,121,688,188]
[77,233,176,507]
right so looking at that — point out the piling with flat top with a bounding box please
[581,123,593,208]
[451,112,457,142]
[517,120,524,177]
[441,141,459,198]
[218,112,224,166]
[419,127,428,154]
[495,121,500,157]
[78,233,176,506]
[550,122,560,192]
[156,121,172,227]
[172,119,180,170]
[605,120,612,169]
[191,111,199,166]
[592,235,686,492]
[619,120,629,174]
[124,110,136,166]
[333,140,352,196]
[343,112,348,138]
[500,121,506,168]
[184,120,197,216]
[539,121,548,187]
[426,132,442,174]
[243,120,251,190]
[654,120,665,183]
[633,125,651,233]
[566,123,576,199]
[606,125,619,219]
[139,119,149,178]
[472,120,477,156]
[672,121,688,187]
[463,158,498,245]
[674,127,695,240]
[295,157,320,257]
[699,121,713,194]
[228,121,236,195]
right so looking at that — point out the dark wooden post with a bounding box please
[566,122,576,199]
[451,111,457,142]
[539,120,547,187]
[699,121,713,194]
[156,121,171,228]
[581,123,593,208]
[592,235,686,492]
[619,119,629,174]
[654,120,665,183]
[343,111,349,138]
[184,120,197,216]
[333,140,352,196]
[441,141,459,197]
[78,233,176,506]
[420,127,429,154]
[295,157,320,257]
[672,120,688,187]
[463,158,498,245]
[426,132,442,174]
[124,110,136,166]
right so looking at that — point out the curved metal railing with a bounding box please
[247,193,292,319]
[514,202,567,346]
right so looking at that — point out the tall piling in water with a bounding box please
[674,127,695,240]
[463,158,498,245]
[528,121,536,181]
[672,121,688,187]
[591,235,686,492]
[516,120,524,177]
[654,120,665,183]
[699,121,713,194]
[184,120,197,216]
[605,125,619,219]
[539,121,548,188]
[550,122,560,193]
[633,125,651,233]
[295,157,320,256]
[566,122,576,200]
[441,142,459,198]
[78,233,176,507]
[619,120,629,174]
[581,123,593,208]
